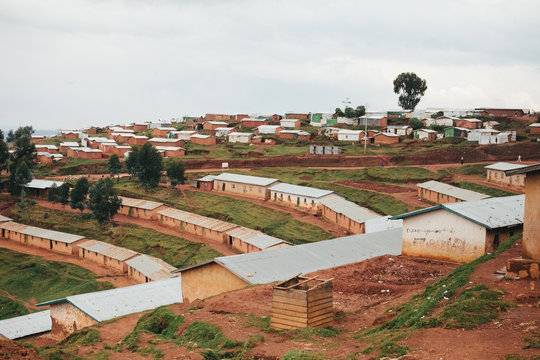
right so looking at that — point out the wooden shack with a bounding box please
[271,275,333,330]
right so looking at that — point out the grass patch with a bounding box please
[0,294,29,320]
[430,284,513,329]
[243,314,272,332]
[448,164,488,176]
[122,307,184,351]
[454,180,516,197]
[524,332,540,349]
[184,190,332,244]
[114,180,332,244]
[0,248,113,306]
[312,182,408,216]
[378,339,409,359]
[59,328,101,346]
[177,321,228,350]
[281,349,329,360]
[11,204,221,268]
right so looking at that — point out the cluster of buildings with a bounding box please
[1,160,538,341]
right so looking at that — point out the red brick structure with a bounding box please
[148,138,185,148]
[132,123,148,132]
[478,108,526,117]
[455,118,482,129]
[241,118,268,128]
[128,136,148,146]
[373,132,399,144]
[190,134,217,146]
[205,114,231,121]
[151,127,175,138]
[285,113,309,120]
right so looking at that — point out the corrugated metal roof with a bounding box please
[320,194,381,223]
[78,239,139,261]
[268,183,333,199]
[24,179,64,189]
[59,142,79,147]
[364,216,403,233]
[375,132,399,137]
[22,225,85,244]
[125,254,177,281]
[198,175,216,182]
[418,180,491,201]
[0,215,12,222]
[191,134,211,139]
[206,121,228,125]
[224,227,288,250]
[38,277,182,322]
[148,138,183,143]
[279,130,310,135]
[156,207,238,232]
[0,310,51,339]
[119,196,164,210]
[0,222,84,243]
[393,195,524,230]
[35,145,58,150]
[206,228,402,284]
[0,222,29,232]
[213,173,278,186]
[229,132,253,137]
[505,163,540,176]
[485,162,528,171]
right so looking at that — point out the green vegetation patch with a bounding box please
[11,204,221,268]
[281,349,329,360]
[59,328,101,346]
[448,164,488,176]
[312,182,408,216]
[178,321,227,350]
[430,284,513,329]
[0,294,29,320]
[122,307,185,351]
[454,180,516,197]
[184,190,332,244]
[0,248,113,306]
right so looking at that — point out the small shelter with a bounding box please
[271,275,333,330]
[213,173,279,200]
[78,239,139,273]
[223,226,291,253]
[125,254,177,283]
[24,179,65,199]
[485,162,527,191]
[268,183,334,214]
[118,196,167,220]
[417,180,491,204]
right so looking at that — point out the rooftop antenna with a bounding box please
[342,97,351,109]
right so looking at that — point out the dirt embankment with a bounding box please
[181,142,540,169]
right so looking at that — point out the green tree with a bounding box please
[354,105,366,117]
[334,108,344,117]
[409,118,424,130]
[0,135,8,173]
[47,183,59,204]
[57,183,71,206]
[107,154,122,181]
[8,126,36,195]
[12,161,32,197]
[87,178,121,225]
[134,143,163,190]
[126,146,140,177]
[70,177,90,215]
[344,106,356,118]
[166,159,186,187]
[393,72,428,110]
[6,130,15,143]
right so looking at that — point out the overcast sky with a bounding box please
[1,0,539,130]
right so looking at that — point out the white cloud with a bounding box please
[0,0,539,129]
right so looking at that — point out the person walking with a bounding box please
[460,156,464,165]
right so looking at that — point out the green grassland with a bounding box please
[454,180,517,197]
[0,247,113,319]
[10,205,221,268]
[34,158,109,177]
[0,293,29,320]
[114,180,333,244]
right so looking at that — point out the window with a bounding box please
[304,198,307,203]
[232,184,235,189]
[312,200,315,204]
[288,195,291,200]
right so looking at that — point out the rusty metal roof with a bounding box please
[38,277,182,322]
[156,207,238,232]
[119,196,165,210]
[125,254,177,281]
[0,310,51,339]
[78,239,139,261]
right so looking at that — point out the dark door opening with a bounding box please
[493,234,500,250]
[222,183,225,191]
[49,240,53,249]
[229,236,233,245]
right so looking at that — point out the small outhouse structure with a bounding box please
[156,207,238,243]
[417,180,491,204]
[280,119,301,128]
[193,175,215,191]
[38,277,182,339]
[393,195,524,263]
[271,275,333,330]
[78,239,139,273]
[213,173,279,200]
[278,130,310,141]
[223,226,291,253]
[485,162,527,191]
[414,129,437,141]
[24,179,65,199]
[337,129,364,142]
[319,195,381,234]
[125,254,177,283]
[268,183,334,214]
[373,132,399,144]
[117,197,167,220]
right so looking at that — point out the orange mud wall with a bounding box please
[181,262,249,301]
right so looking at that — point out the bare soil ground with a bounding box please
[24,240,540,360]
[0,339,43,360]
